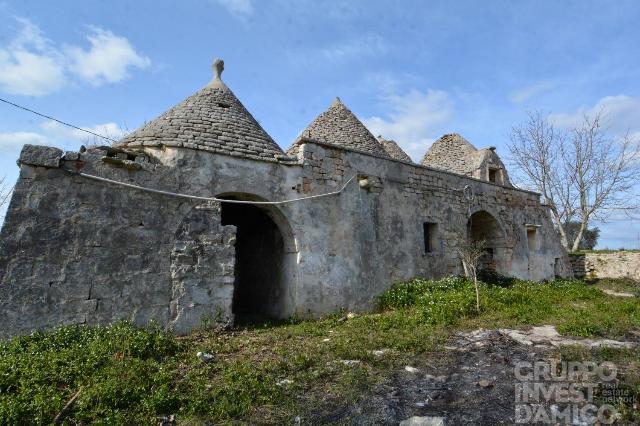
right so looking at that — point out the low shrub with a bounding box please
[377,276,478,325]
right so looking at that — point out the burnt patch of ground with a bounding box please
[305,330,550,425]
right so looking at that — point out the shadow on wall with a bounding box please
[571,254,587,279]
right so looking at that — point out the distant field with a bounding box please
[569,249,640,254]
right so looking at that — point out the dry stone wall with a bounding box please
[0,145,238,338]
[570,251,640,280]
[0,140,570,338]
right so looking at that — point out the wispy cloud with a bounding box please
[66,27,150,86]
[363,88,453,161]
[0,18,66,96]
[508,81,555,104]
[550,95,640,135]
[0,18,150,96]
[320,34,388,62]
[40,120,129,143]
[214,0,254,19]
[0,120,128,154]
[0,131,49,152]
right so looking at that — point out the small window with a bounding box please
[423,222,438,253]
[527,228,539,251]
[554,258,561,278]
[488,168,498,183]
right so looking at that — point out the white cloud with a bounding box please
[0,18,150,96]
[66,27,150,86]
[40,120,129,144]
[550,95,640,134]
[0,19,65,96]
[215,0,254,18]
[509,81,555,104]
[321,34,387,62]
[0,120,126,154]
[0,131,49,151]
[363,89,453,161]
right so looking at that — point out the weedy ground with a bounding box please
[0,276,638,425]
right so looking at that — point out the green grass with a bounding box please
[0,276,638,425]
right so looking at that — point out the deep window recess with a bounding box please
[423,222,437,253]
[488,168,498,183]
[554,258,561,278]
[527,228,539,251]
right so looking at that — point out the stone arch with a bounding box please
[467,209,508,274]
[216,192,298,322]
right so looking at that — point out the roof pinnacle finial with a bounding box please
[213,58,224,80]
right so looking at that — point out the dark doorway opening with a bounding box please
[468,210,504,273]
[220,199,285,322]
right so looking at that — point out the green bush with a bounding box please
[0,322,178,425]
[377,276,479,325]
[376,275,621,331]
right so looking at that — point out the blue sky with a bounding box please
[0,0,638,248]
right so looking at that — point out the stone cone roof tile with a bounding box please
[291,98,389,157]
[377,136,412,162]
[118,59,285,161]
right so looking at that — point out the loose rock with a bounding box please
[196,352,214,363]
[399,416,445,426]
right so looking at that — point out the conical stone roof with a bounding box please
[292,98,389,157]
[420,133,478,173]
[377,136,412,162]
[118,59,286,162]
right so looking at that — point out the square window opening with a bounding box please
[423,222,438,253]
[488,168,498,183]
[527,228,539,251]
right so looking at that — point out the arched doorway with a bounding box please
[467,210,506,273]
[219,194,296,322]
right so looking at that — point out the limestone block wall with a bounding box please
[570,252,640,280]
[0,140,570,338]
[290,140,571,315]
[169,203,237,334]
[0,145,239,338]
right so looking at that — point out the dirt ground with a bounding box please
[304,329,637,425]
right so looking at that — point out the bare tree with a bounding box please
[457,236,486,313]
[508,111,640,251]
[83,123,131,148]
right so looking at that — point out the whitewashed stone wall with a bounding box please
[0,140,570,338]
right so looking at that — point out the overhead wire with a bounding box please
[63,167,358,205]
[0,97,118,144]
